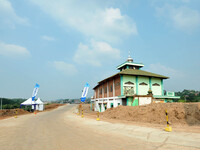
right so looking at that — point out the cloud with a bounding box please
[147,63,184,79]
[30,0,137,42]
[74,40,120,66]
[0,0,29,28]
[52,61,77,75]
[41,35,55,41]
[155,4,200,33]
[0,42,30,57]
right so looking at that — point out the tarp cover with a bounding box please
[36,98,44,111]
[36,98,43,104]
[21,98,36,105]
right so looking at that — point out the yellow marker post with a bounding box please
[96,111,100,121]
[165,110,172,132]
[14,109,18,118]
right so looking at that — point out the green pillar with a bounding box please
[136,76,138,95]
[120,75,124,95]
[161,79,164,95]
[149,77,152,89]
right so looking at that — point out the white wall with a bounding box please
[139,97,152,106]
[151,78,162,95]
[93,98,122,112]
[138,76,150,95]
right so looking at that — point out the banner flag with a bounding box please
[81,83,89,102]
[32,83,40,101]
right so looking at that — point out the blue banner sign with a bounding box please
[81,83,89,102]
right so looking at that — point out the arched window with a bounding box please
[152,83,160,86]
[104,87,107,93]
[139,82,148,86]
[124,81,134,85]
[123,81,134,96]
[110,85,113,92]
[100,88,102,94]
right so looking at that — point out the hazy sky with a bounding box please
[0,0,200,100]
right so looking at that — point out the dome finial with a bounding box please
[127,51,133,62]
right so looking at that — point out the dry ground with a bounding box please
[0,104,199,150]
[80,103,200,133]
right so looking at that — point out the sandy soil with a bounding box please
[0,108,30,120]
[81,103,200,133]
[0,104,199,150]
[102,103,200,125]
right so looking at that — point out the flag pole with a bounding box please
[80,83,89,118]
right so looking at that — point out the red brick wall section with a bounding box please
[100,83,106,98]
[114,76,121,96]
[99,85,103,98]
[93,89,95,98]
[95,88,98,98]
[104,85,107,98]
[94,76,121,98]
[108,80,113,97]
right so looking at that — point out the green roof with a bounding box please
[119,69,169,79]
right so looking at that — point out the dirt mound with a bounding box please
[102,103,200,126]
[0,108,30,119]
[45,103,64,111]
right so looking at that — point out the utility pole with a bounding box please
[1,98,2,110]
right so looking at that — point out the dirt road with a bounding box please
[0,104,199,150]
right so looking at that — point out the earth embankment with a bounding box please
[102,103,200,126]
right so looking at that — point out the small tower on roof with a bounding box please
[116,52,144,71]
[127,51,133,62]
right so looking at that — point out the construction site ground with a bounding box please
[0,104,199,150]
[80,103,200,133]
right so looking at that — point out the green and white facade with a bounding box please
[91,55,180,112]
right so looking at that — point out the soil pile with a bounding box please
[45,103,64,111]
[0,108,30,119]
[102,103,200,126]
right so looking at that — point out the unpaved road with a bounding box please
[0,104,199,150]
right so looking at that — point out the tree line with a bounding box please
[0,98,26,109]
[176,89,200,102]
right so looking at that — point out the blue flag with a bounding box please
[81,83,89,102]
[32,83,40,101]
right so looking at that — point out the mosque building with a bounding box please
[91,55,180,112]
